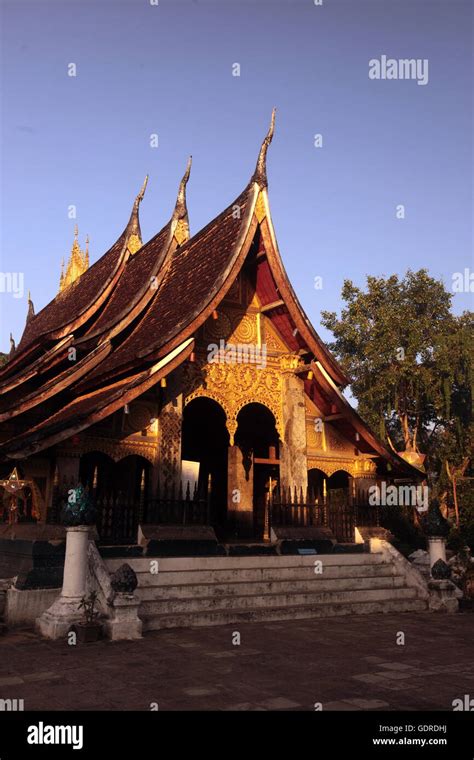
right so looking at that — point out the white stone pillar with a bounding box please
[36,526,90,639]
[428,536,447,569]
[61,526,90,598]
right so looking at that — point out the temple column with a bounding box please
[156,370,183,494]
[279,356,308,493]
[227,445,254,539]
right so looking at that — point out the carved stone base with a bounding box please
[104,593,142,641]
[36,595,84,640]
[428,579,459,613]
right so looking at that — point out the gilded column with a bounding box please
[156,369,183,494]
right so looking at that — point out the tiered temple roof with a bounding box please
[0,112,419,476]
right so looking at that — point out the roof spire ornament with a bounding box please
[126,175,148,254]
[59,258,65,290]
[173,156,192,246]
[59,226,89,292]
[26,290,35,324]
[252,108,276,188]
[85,235,90,267]
[9,333,16,360]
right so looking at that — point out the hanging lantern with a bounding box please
[355,431,360,442]
[160,377,167,388]
[212,310,218,320]
[307,370,314,380]
[190,351,196,363]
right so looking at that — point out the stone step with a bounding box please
[140,586,419,615]
[136,574,407,601]
[133,561,397,587]
[143,597,428,630]
[105,552,386,574]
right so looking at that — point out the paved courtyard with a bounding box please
[0,613,472,711]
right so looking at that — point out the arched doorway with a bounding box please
[235,403,280,540]
[307,467,351,506]
[308,468,326,504]
[79,452,150,544]
[182,397,229,530]
[327,470,350,507]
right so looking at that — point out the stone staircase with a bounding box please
[106,551,428,631]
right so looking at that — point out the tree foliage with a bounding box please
[321,269,473,470]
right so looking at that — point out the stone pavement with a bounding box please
[0,613,472,711]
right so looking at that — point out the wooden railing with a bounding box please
[268,487,379,544]
[46,482,381,545]
[145,482,211,527]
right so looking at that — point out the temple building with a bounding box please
[0,112,421,550]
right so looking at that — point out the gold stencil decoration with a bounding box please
[264,320,290,353]
[224,275,242,305]
[307,457,356,478]
[280,354,303,373]
[231,314,257,344]
[325,426,352,453]
[255,192,266,223]
[174,218,189,246]
[127,234,142,255]
[354,458,377,476]
[204,310,232,341]
[182,358,283,444]
[307,422,324,450]
[81,435,157,465]
[306,456,376,479]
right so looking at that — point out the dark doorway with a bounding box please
[79,452,149,543]
[327,470,350,507]
[308,467,326,503]
[235,403,280,540]
[181,397,229,529]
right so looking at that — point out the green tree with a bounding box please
[321,270,472,467]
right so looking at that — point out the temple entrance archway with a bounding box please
[181,397,229,530]
[308,467,326,504]
[308,467,351,505]
[233,402,280,540]
[327,470,350,507]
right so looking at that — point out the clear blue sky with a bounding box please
[0,0,472,354]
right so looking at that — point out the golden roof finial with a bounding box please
[174,156,192,221]
[59,227,89,292]
[85,235,90,266]
[137,174,148,205]
[126,175,149,253]
[9,332,16,359]
[26,290,35,323]
[173,157,192,247]
[252,108,276,188]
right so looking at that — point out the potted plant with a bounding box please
[70,590,102,643]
